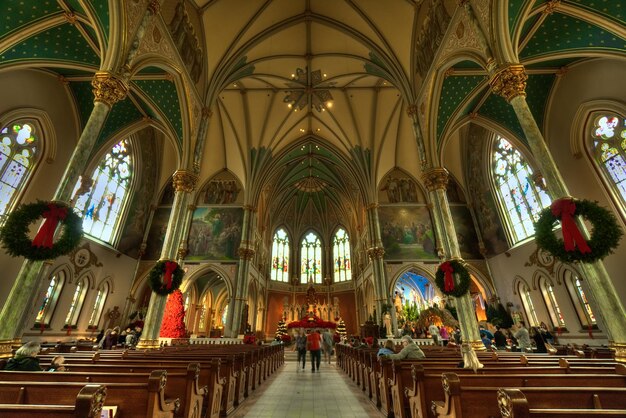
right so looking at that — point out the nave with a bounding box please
[232,351,381,418]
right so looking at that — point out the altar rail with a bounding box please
[189,338,243,345]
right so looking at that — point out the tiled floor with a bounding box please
[231,352,384,418]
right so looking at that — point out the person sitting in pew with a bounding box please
[384,336,425,360]
[481,332,492,350]
[3,341,42,371]
[45,355,66,372]
[494,325,508,350]
[377,340,395,357]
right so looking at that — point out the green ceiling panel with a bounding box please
[525,57,580,68]
[566,0,624,24]
[133,80,183,142]
[0,24,100,67]
[91,0,110,42]
[63,0,84,14]
[96,97,144,149]
[520,12,626,59]
[0,0,61,39]
[509,0,527,35]
[437,75,486,141]
[69,81,95,129]
[519,12,541,44]
[479,93,526,146]
[139,66,168,75]
[45,67,93,77]
[460,86,488,117]
[453,60,483,69]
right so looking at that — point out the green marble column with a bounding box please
[490,64,626,361]
[366,203,391,332]
[423,168,483,353]
[137,170,197,348]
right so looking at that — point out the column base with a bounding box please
[0,338,21,359]
[609,341,626,363]
[136,338,161,350]
[468,340,487,351]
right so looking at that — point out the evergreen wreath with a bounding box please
[534,198,622,263]
[435,259,471,297]
[148,260,184,295]
[0,200,83,261]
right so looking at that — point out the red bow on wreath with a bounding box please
[162,261,178,289]
[550,199,591,254]
[441,261,455,292]
[32,204,68,249]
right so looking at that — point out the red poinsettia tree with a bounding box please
[159,289,187,338]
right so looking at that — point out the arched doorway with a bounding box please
[182,268,231,338]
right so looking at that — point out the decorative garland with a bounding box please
[534,198,622,263]
[0,200,83,261]
[435,259,471,297]
[148,260,184,295]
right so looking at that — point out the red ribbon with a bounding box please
[556,327,562,336]
[66,327,72,336]
[550,199,591,254]
[162,261,178,289]
[40,322,45,334]
[32,204,68,249]
[588,325,594,339]
[441,262,455,292]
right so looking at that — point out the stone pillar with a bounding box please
[0,72,128,356]
[422,168,483,352]
[365,203,392,331]
[490,64,626,362]
[137,170,197,348]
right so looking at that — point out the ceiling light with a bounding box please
[326,101,333,109]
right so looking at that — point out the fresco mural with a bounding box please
[450,206,482,259]
[144,207,171,260]
[379,206,437,260]
[187,207,243,260]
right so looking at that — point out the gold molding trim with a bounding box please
[610,341,626,363]
[489,64,527,102]
[422,168,449,191]
[92,72,128,107]
[172,170,198,193]
[238,248,256,260]
[367,246,385,259]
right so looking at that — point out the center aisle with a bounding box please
[232,350,384,418]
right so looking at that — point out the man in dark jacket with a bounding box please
[4,341,42,371]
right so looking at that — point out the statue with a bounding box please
[384,312,392,337]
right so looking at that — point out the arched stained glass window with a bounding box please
[333,228,351,282]
[221,303,229,326]
[300,231,322,283]
[492,136,551,243]
[518,281,539,327]
[589,113,626,205]
[0,121,40,219]
[538,277,566,328]
[271,228,290,282]
[563,270,597,328]
[64,278,88,328]
[72,139,133,243]
[88,282,109,329]
[35,270,66,327]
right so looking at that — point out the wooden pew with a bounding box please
[497,388,626,418]
[0,384,106,418]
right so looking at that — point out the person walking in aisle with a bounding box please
[322,328,334,364]
[307,328,322,372]
[295,328,307,371]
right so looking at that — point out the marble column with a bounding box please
[0,72,128,356]
[137,170,197,349]
[366,203,392,332]
[423,168,484,352]
[490,64,626,362]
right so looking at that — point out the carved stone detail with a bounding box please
[172,170,198,193]
[92,72,128,106]
[367,247,385,259]
[489,64,527,102]
[134,19,176,64]
[610,341,626,363]
[125,0,147,43]
[68,242,104,277]
[422,168,449,191]
[543,0,561,15]
[238,248,256,260]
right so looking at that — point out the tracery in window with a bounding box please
[0,121,40,219]
[590,113,626,204]
[35,270,66,326]
[88,282,109,328]
[65,278,88,327]
[492,136,551,243]
[563,270,597,328]
[300,231,322,284]
[518,281,539,327]
[73,139,133,243]
[271,228,290,282]
[333,228,351,282]
[538,277,566,328]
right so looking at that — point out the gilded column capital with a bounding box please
[92,72,128,107]
[422,168,449,191]
[609,341,626,364]
[489,64,527,102]
[147,0,160,14]
[366,202,379,210]
[238,248,256,260]
[367,246,385,259]
[177,246,188,260]
[172,170,198,193]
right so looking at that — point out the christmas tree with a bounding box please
[337,318,346,336]
[276,318,287,339]
[159,290,187,338]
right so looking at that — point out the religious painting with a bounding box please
[450,206,482,259]
[187,207,243,260]
[379,172,421,204]
[144,207,171,260]
[379,206,437,260]
[200,179,241,204]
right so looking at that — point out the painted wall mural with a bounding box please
[187,207,243,260]
[143,207,171,260]
[450,205,482,259]
[379,206,438,260]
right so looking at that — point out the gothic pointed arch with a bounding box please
[270,226,291,282]
[34,265,71,328]
[558,265,599,330]
[513,276,539,327]
[88,277,113,330]
[533,271,566,330]
[300,229,323,284]
[332,226,351,282]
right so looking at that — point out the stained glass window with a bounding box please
[35,270,65,326]
[198,304,206,331]
[519,282,539,327]
[0,121,40,220]
[333,228,351,282]
[271,228,290,282]
[590,114,626,204]
[88,282,109,328]
[65,278,88,327]
[300,231,322,283]
[539,277,566,328]
[563,269,597,328]
[72,139,133,243]
[221,303,229,326]
[492,136,551,243]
